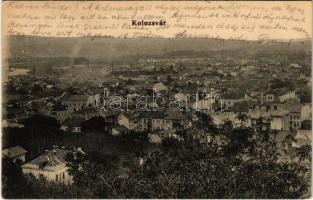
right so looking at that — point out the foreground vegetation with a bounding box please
[2,114,311,198]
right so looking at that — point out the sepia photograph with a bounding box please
[1,1,312,199]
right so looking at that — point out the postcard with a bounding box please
[2,1,312,199]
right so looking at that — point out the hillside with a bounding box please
[6,35,311,61]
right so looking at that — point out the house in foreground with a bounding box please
[21,146,73,185]
[2,145,27,163]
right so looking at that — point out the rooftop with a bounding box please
[63,118,85,126]
[62,95,89,102]
[22,147,69,170]
[223,92,245,99]
[2,146,27,159]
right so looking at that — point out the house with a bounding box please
[230,72,238,77]
[202,76,220,87]
[249,110,271,132]
[2,119,24,128]
[276,91,299,103]
[21,147,73,184]
[300,104,312,121]
[280,104,302,130]
[162,110,187,130]
[270,109,290,131]
[50,104,70,123]
[62,95,89,112]
[289,63,301,69]
[268,103,302,130]
[117,110,187,132]
[153,82,168,94]
[61,118,85,133]
[148,133,163,144]
[117,113,140,131]
[2,146,27,163]
[223,93,245,110]
[260,93,275,103]
[111,125,128,136]
[149,112,172,131]
[159,129,184,141]
[293,129,311,148]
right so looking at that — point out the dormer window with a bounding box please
[39,160,48,169]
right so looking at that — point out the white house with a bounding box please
[21,147,73,185]
[117,113,140,130]
[278,91,299,103]
[270,109,290,131]
[301,104,312,121]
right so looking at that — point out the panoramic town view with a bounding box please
[2,35,312,198]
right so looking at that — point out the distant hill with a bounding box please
[6,35,311,62]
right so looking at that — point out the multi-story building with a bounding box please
[270,109,290,131]
[250,113,271,132]
[117,110,186,132]
[62,95,89,112]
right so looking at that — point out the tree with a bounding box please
[21,114,60,136]
[296,87,311,103]
[81,117,109,133]
[31,84,43,96]
[193,112,217,133]
[236,112,248,126]
[296,145,311,164]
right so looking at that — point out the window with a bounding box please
[56,174,58,181]
[63,172,65,179]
